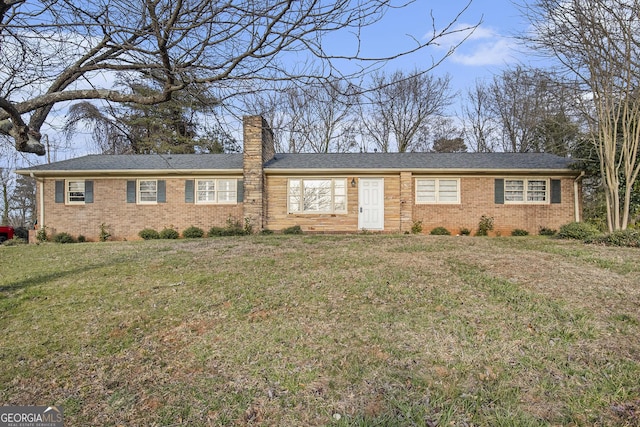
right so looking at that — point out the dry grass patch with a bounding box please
[0,235,639,426]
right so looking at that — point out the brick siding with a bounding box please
[38,177,243,241]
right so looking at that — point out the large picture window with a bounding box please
[415,178,460,204]
[505,179,548,203]
[196,179,237,204]
[288,178,347,213]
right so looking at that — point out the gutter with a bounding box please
[30,172,44,231]
[263,168,580,176]
[574,171,585,222]
[15,169,243,178]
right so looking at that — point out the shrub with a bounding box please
[77,235,87,243]
[14,226,28,240]
[53,232,76,244]
[459,227,471,236]
[430,226,451,236]
[225,217,248,236]
[282,225,303,235]
[3,237,26,246]
[538,227,557,236]
[260,229,274,235]
[511,229,529,236]
[99,223,111,242]
[182,226,205,239]
[590,229,640,247]
[208,226,227,237]
[475,215,494,236]
[139,228,160,240]
[411,220,423,234]
[160,227,180,239]
[36,226,48,243]
[556,222,601,240]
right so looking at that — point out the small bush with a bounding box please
[139,228,160,240]
[411,220,423,234]
[260,229,274,235]
[53,232,76,244]
[36,226,48,243]
[14,226,29,240]
[160,227,180,239]
[99,223,111,242]
[459,227,471,236]
[475,215,494,236]
[589,229,640,247]
[556,222,601,240]
[511,229,529,236]
[224,217,248,236]
[208,226,227,237]
[182,226,205,239]
[77,235,87,243]
[3,237,26,246]
[282,225,303,235]
[430,226,451,236]
[538,227,557,236]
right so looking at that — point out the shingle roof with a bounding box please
[18,153,243,172]
[265,152,576,171]
[18,151,577,174]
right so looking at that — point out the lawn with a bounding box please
[0,234,639,426]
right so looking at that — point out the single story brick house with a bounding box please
[17,116,583,241]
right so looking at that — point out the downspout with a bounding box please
[30,173,44,229]
[574,171,585,222]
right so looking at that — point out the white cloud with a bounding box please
[429,23,520,67]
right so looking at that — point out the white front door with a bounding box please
[358,178,384,230]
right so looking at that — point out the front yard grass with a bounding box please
[1,235,639,426]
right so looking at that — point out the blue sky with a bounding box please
[341,0,536,100]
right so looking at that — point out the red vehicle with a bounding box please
[0,225,14,243]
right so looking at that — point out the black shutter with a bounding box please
[494,179,504,204]
[551,179,562,204]
[85,180,94,203]
[55,180,64,203]
[127,181,136,203]
[185,180,194,203]
[237,179,244,203]
[157,180,166,203]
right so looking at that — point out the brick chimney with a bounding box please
[242,116,275,231]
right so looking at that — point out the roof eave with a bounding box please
[263,167,579,175]
[16,168,243,177]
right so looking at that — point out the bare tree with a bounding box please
[1,0,479,155]
[461,80,499,152]
[360,70,454,152]
[0,167,10,225]
[291,80,359,153]
[462,66,581,154]
[523,0,640,231]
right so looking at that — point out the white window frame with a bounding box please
[195,178,237,204]
[66,180,86,204]
[415,178,460,204]
[288,178,347,214]
[138,179,158,204]
[504,178,549,204]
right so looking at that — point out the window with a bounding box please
[196,179,237,204]
[288,178,347,213]
[57,180,93,204]
[138,180,158,203]
[504,179,548,203]
[415,178,460,204]
[67,180,85,203]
